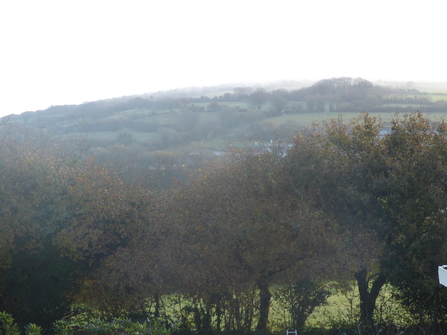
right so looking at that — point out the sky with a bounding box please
[1,0,446,117]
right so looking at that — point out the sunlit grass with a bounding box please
[306,283,410,331]
[69,281,411,334]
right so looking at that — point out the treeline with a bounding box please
[6,78,447,179]
[3,112,447,335]
[7,77,446,131]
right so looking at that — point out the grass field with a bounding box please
[57,110,447,155]
[428,94,447,102]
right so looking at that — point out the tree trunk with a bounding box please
[256,279,272,331]
[154,293,160,318]
[354,269,387,332]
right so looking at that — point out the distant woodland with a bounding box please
[3,79,447,335]
[3,77,447,189]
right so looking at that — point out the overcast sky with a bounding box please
[1,0,446,117]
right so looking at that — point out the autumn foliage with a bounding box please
[162,147,339,331]
[4,113,447,334]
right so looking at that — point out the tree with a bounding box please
[0,236,84,331]
[52,155,168,317]
[117,132,134,146]
[285,112,447,331]
[376,115,447,323]
[248,121,279,140]
[233,87,253,97]
[0,123,165,326]
[176,109,200,132]
[165,146,339,331]
[309,77,373,95]
[270,95,289,115]
[206,102,221,112]
[249,88,270,111]
[274,278,331,332]
[0,125,89,331]
[219,106,240,129]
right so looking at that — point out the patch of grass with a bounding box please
[428,94,447,102]
[305,283,409,331]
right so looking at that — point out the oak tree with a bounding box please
[286,112,447,330]
[165,145,338,331]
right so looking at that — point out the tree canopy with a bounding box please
[285,112,447,328]
[4,112,447,334]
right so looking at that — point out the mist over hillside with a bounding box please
[2,77,447,188]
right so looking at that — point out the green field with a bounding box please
[56,109,447,155]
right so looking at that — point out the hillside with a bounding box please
[2,77,447,188]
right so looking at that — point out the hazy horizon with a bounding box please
[1,0,446,117]
[4,77,446,117]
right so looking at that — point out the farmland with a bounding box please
[3,78,447,335]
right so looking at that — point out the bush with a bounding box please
[0,313,179,335]
[0,312,41,335]
[273,279,331,332]
[55,318,179,335]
